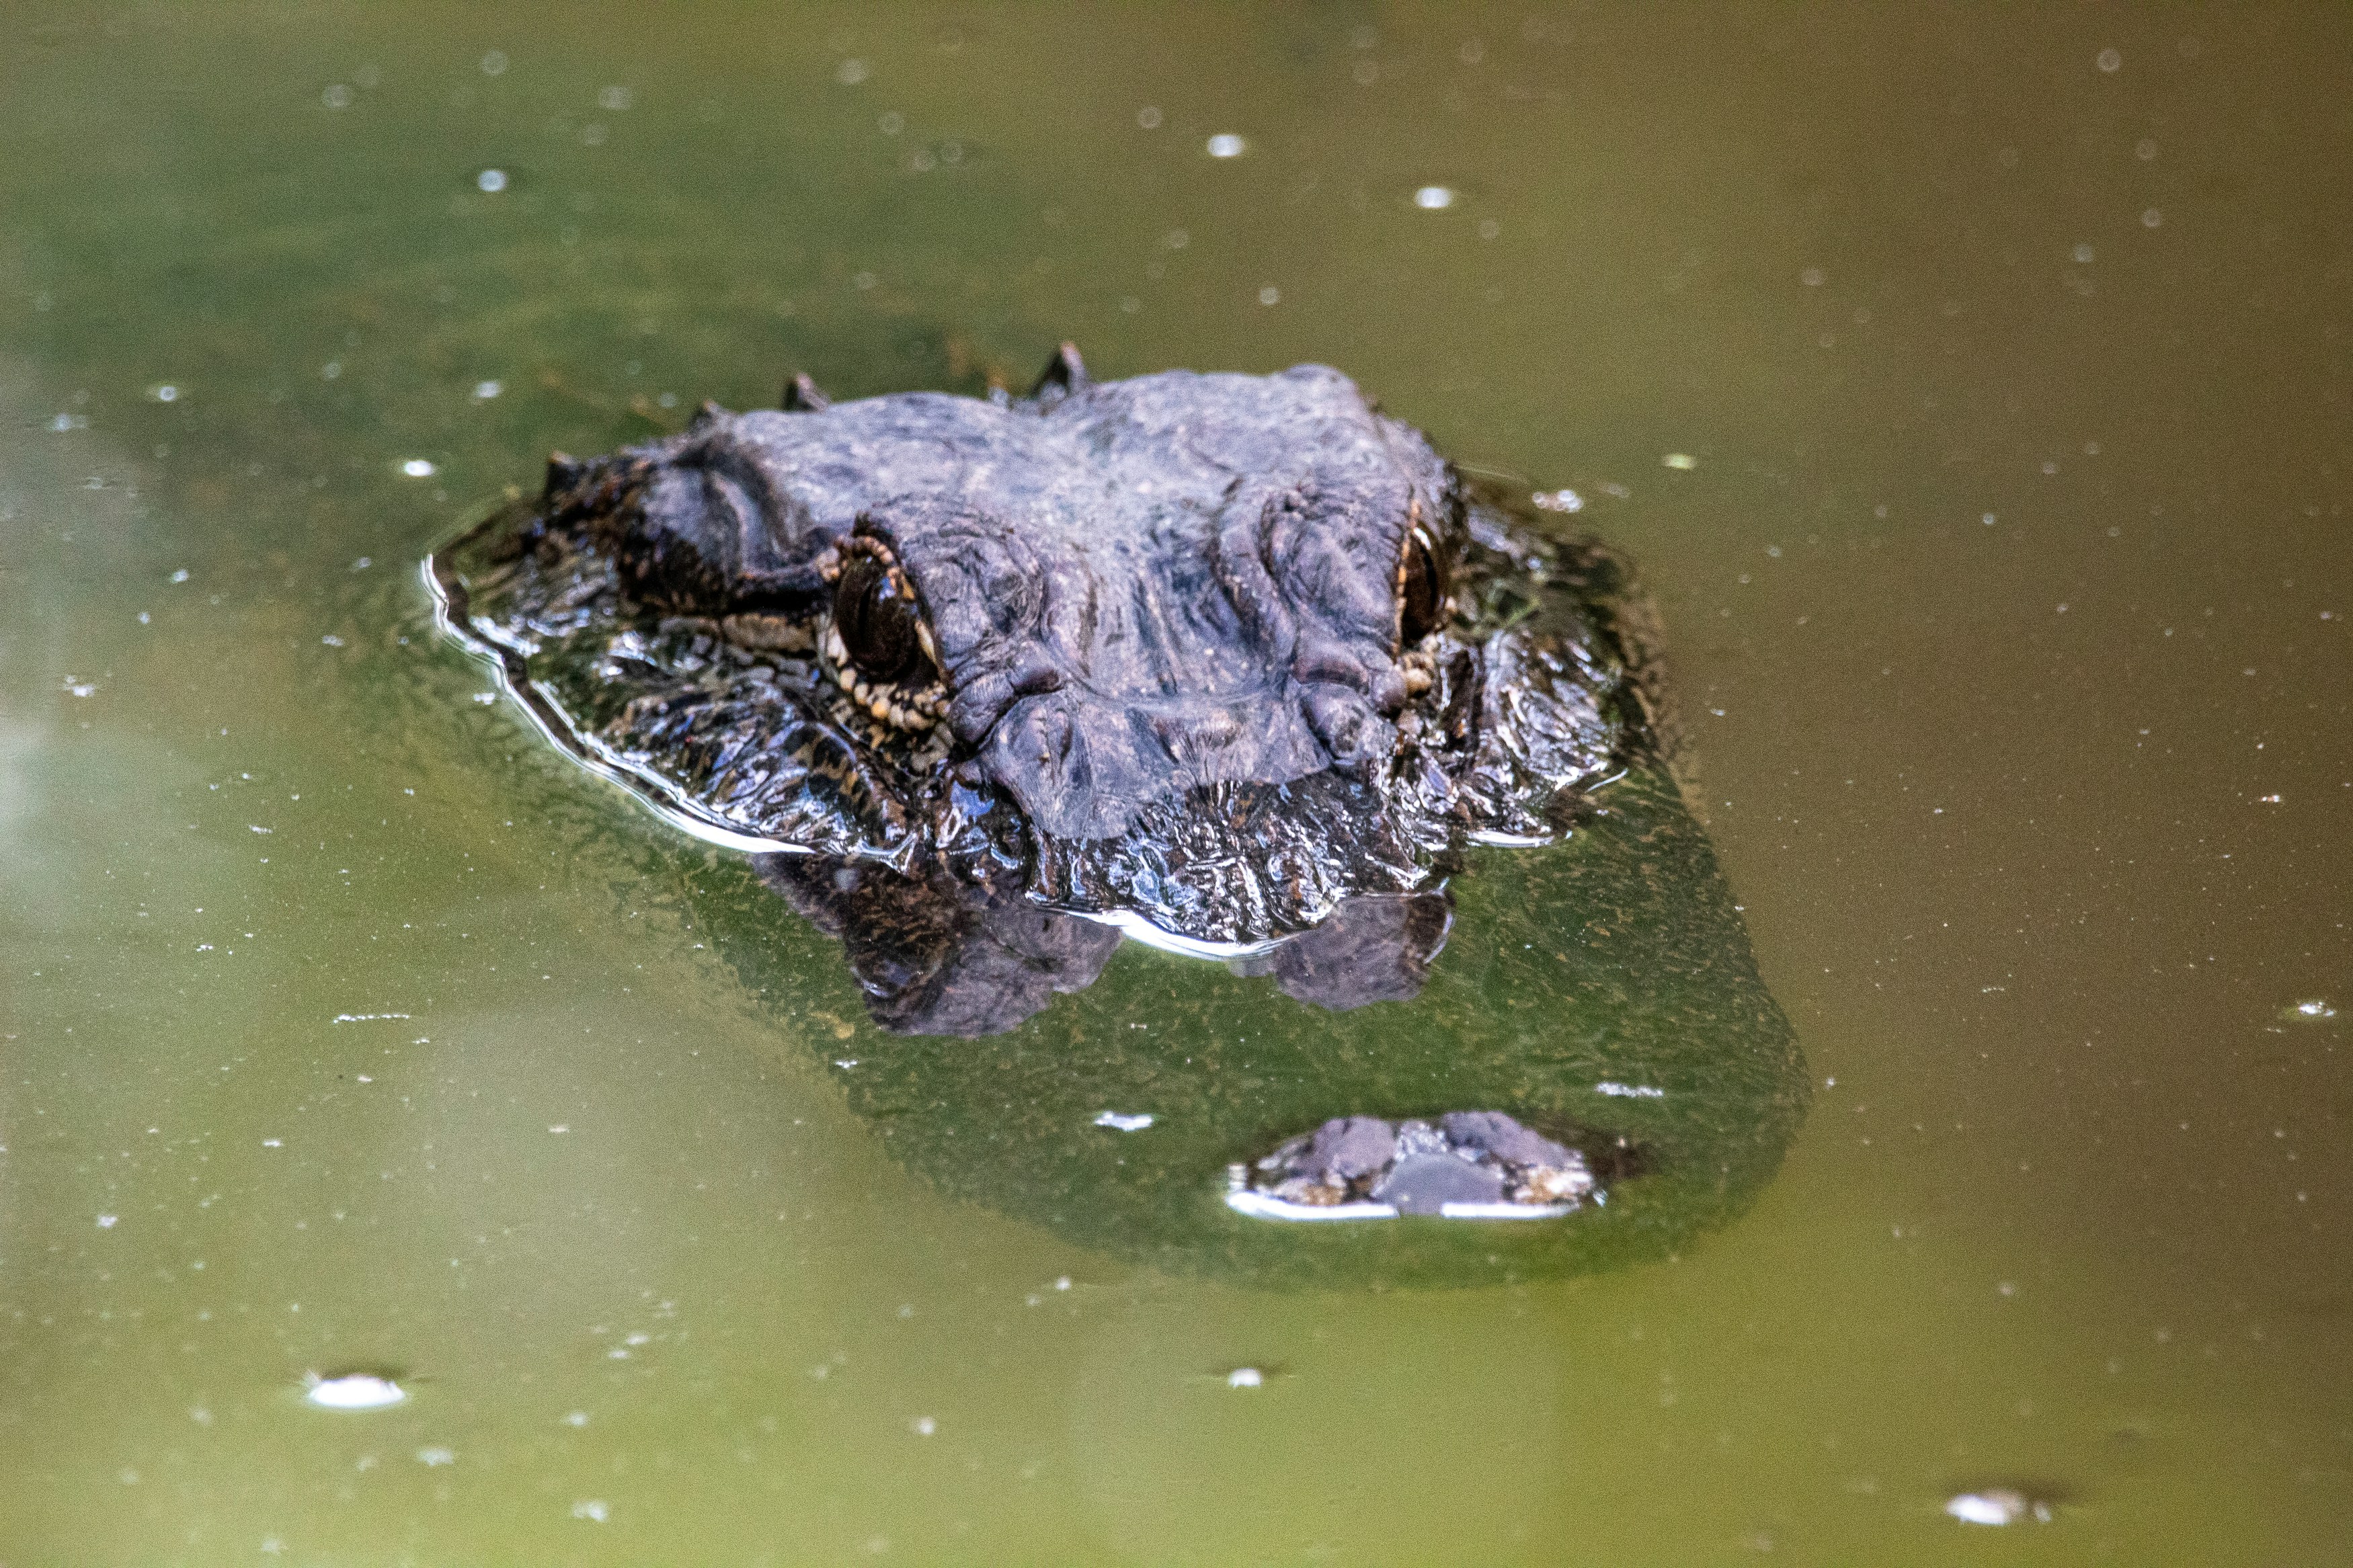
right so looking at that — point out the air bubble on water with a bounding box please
[1800,266,1825,286]
[1258,285,1281,306]
[564,1410,589,1427]
[1207,133,1246,158]
[322,84,352,110]
[1414,185,1455,210]
[1226,1367,1264,1389]
[596,85,632,112]
[480,50,508,77]
[476,169,508,193]
[2073,243,2095,264]
[878,111,904,134]
[1136,106,1162,129]
[2292,1000,2337,1020]
[401,459,437,478]
[151,384,180,402]
[415,1446,455,1467]
[97,1214,118,1228]
[306,1372,406,1411]
[2142,208,2163,228]
[1094,1111,1154,1131]
[1663,453,1698,470]
[571,1499,609,1522]
[910,1416,937,1436]
[2096,48,2122,73]
[1946,1489,2049,1526]
[473,380,502,401]
[1531,489,1582,512]
[836,58,869,86]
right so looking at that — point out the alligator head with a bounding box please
[430,347,1660,987]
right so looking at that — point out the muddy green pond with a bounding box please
[3,5,2349,1564]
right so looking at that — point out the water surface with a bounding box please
[3,4,2348,1563]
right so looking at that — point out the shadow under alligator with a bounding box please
[700,767,1807,1289]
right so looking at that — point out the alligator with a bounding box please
[430,347,1663,1032]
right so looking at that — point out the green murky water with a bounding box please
[5,5,2348,1562]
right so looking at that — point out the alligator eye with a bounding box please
[834,553,927,685]
[1398,524,1449,646]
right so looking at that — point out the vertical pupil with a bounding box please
[1400,531,1447,644]
[836,556,922,684]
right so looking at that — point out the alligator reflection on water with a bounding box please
[698,766,1804,1287]
[756,851,1452,1038]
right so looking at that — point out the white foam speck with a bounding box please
[1094,1111,1154,1132]
[307,1374,405,1410]
[1596,1081,1665,1098]
[1226,1367,1263,1389]
[1946,1489,2048,1526]
[1207,133,1246,158]
[415,1446,455,1467]
[1413,185,1454,209]
[473,380,502,400]
[571,1499,609,1522]
[475,169,508,194]
[400,458,438,478]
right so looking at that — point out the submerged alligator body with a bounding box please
[432,348,1662,1028]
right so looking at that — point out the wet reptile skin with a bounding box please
[430,347,1662,987]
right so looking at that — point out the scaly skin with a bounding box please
[430,348,1659,957]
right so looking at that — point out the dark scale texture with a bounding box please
[431,357,1658,949]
